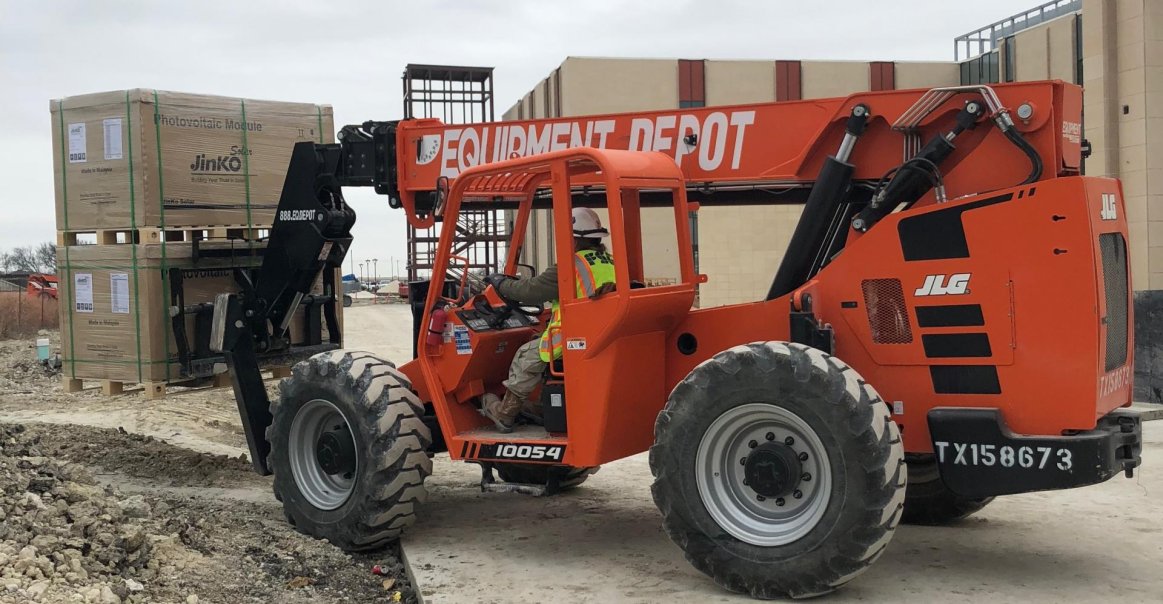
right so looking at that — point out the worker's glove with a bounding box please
[483,273,514,290]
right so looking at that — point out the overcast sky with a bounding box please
[0,0,1030,276]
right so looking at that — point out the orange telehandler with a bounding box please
[207,80,1142,598]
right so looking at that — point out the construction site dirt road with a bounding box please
[1,304,1159,603]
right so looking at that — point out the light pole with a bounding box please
[396,259,401,280]
[373,258,378,282]
[358,262,364,284]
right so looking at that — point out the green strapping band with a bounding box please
[57,100,77,379]
[152,90,171,381]
[241,99,253,232]
[59,262,260,271]
[126,91,144,383]
[316,105,324,143]
[68,358,171,366]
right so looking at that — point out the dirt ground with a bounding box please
[3,305,1162,603]
[0,328,415,604]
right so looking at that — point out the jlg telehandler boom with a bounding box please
[210,81,1141,599]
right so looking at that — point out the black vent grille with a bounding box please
[1099,233,1129,371]
[862,279,913,344]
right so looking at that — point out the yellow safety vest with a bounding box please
[539,248,617,362]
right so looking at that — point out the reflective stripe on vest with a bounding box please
[539,249,616,362]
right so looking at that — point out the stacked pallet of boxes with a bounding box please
[51,89,340,398]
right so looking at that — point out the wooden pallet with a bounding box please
[58,225,270,246]
[61,365,292,400]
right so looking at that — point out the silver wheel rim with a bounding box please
[288,398,357,510]
[695,403,832,546]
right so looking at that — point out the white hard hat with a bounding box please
[572,207,609,239]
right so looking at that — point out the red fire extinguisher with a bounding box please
[426,305,448,346]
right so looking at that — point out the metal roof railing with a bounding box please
[954,0,1081,60]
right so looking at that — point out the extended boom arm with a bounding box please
[214,81,1083,474]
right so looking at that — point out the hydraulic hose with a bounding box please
[1003,126,1043,185]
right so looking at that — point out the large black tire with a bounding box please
[343,294,353,308]
[901,455,992,525]
[650,342,906,599]
[494,463,598,491]
[268,350,432,551]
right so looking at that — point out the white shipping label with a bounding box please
[74,273,94,313]
[110,273,130,314]
[102,118,123,160]
[68,123,87,163]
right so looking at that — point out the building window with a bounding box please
[870,62,895,91]
[1003,36,1016,82]
[959,50,1000,85]
[775,60,802,101]
[1074,15,1083,85]
[679,59,705,108]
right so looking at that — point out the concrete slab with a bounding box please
[1130,402,1163,421]
[340,303,415,361]
[405,426,1163,603]
[344,305,1163,601]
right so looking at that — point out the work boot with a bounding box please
[519,397,544,425]
[480,391,523,433]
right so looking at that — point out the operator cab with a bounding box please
[409,148,698,471]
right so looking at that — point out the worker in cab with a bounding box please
[481,207,616,432]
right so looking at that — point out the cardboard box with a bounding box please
[56,243,342,384]
[51,89,334,231]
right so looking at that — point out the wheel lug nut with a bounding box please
[765,432,775,441]
[793,490,803,499]
[748,440,758,449]
[798,452,809,461]
[801,472,812,481]
[776,497,785,506]
[784,436,795,446]
[743,478,749,486]
[740,457,748,465]
[756,495,766,502]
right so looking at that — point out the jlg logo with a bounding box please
[1100,193,1118,221]
[915,274,971,296]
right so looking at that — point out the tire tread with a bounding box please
[268,351,432,552]
[650,342,906,599]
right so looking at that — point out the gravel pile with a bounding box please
[0,336,58,395]
[0,424,171,603]
[0,423,414,603]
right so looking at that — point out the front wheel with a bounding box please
[650,342,906,599]
[268,351,433,551]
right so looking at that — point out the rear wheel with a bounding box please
[268,350,432,551]
[901,455,992,525]
[650,342,906,599]
[343,294,353,308]
[495,463,598,491]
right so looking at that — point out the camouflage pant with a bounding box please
[502,338,546,400]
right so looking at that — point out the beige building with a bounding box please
[502,58,962,307]
[1080,0,1163,289]
[501,0,1163,309]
